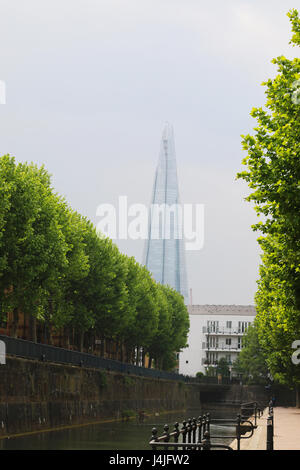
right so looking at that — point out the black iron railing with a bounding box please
[266,401,274,450]
[0,334,199,383]
[149,412,257,451]
[240,401,262,427]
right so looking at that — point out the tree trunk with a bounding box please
[141,348,145,367]
[79,331,84,352]
[120,342,124,362]
[47,298,53,345]
[11,307,19,338]
[29,315,37,343]
[115,340,119,361]
[44,322,50,344]
[134,346,139,366]
[89,332,94,354]
[125,345,130,363]
[64,326,70,349]
[100,338,105,357]
[148,356,152,369]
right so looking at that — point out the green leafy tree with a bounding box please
[205,366,216,377]
[165,286,189,353]
[92,239,129,352]
[196,371,204,380]
[129,267,159,365]
[0,155,73,339]
[148,284,173,369]
[237,10,300,398]
[0,155,190,370]
[216,357,230,378]
[232,323,269,384]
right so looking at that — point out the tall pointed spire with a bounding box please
[144,124,188,303]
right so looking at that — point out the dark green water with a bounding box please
[0,410,236,450]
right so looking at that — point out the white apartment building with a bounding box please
[179,305,256,377]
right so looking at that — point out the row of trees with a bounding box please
[237,10,300,394]
[0,154,189,370]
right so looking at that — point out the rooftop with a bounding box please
[188,305,256,316]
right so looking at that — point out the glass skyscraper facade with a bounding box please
[144,124,188,303]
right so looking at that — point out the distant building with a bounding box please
[179,305,256,377]
[143,123,188,303]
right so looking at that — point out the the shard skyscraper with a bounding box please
[144,123,188,303]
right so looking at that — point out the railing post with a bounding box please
[206,412,211,433]
[173,422,180,443]
[192,417,197,443]
[266,413,274,450]
[268,399,273,415]
[197,415,202,443]
[202,414,207,433]
[182,420,187,449]
[202,430,211,451]
[151,427,158,451]
[236,414,241,451]
[163,424,170,450]
[187,418,192,443]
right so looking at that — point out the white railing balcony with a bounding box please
[205,329,244,336]
[204,346,241,352]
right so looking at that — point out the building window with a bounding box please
[226,321,232,329]
[238,321,251,333]
[207,320,219,333]
[208,336,219,348]
[226,338,231,346]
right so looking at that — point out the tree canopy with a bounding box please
[0,154,189,369]
[232,323,269,384]
[237,9,300,388]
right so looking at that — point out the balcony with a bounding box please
[204,329,244,336]
[204,346,241,352]
[202,359,233,366]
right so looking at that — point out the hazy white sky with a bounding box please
[0,0,297,304]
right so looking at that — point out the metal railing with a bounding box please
[149,411,257,451]
[240,401,262,428]
[0,334,203,383]
[266,401,274,450]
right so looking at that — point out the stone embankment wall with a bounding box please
[1,356,292,437]
[0,356,200,436]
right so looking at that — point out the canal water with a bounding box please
[0,409,237,450]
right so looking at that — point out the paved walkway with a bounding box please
[229,409,268,450]
[229,407,300,450]
[274,407,300,450]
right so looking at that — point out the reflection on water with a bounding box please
[0,410,236,450]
